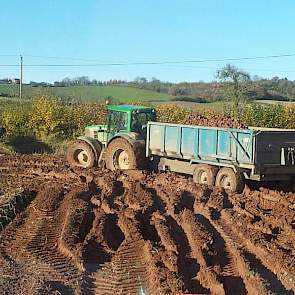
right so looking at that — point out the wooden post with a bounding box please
[19,55,23,100]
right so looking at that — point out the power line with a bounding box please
[1,52,295,67]
[23,54,110,62]
[18,52,295,63]
[162,64,295,73]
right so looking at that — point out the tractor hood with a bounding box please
[85,125,108,133]
[84,125,108,144]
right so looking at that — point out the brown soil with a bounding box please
[185,112,247,129]
[0,155,294,295]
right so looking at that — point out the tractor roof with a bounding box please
[107,104,153,112]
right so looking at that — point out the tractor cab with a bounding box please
[84,105,156,145]
[106,104,156,139]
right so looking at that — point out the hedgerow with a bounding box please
[0,96,295,154]
[226,103,295,128]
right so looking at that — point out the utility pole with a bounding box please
[19,55,23,100]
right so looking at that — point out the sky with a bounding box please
[1,0,295,83]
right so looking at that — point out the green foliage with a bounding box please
[27,96,63,138]
[1,103,31,136]
[217,64,252,118]
[171,96,209,103]
[1,96,295,155]
[0,97,108,142]
[156,105,190,124]
[235,103,295,128]
[63,103,107,137]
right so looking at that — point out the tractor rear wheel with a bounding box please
[66,140,96,168]
[193,164,217,187]
[215,167,245,193]
[105,138,137,171]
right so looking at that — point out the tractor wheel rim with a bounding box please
[77,151,89,166]
[117,150,130,170]
[200,171,208,184]
[220,175,232,190]
[199,171,208,185]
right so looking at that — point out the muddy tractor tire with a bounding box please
[215,167,245,193]
[193,164,218,187]
[105,138,138,171]
[66,140,97,168]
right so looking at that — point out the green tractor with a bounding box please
[66,104,156,170]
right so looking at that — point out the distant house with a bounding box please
[0,78,20,84]
[9,78,20,84]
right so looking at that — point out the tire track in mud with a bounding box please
[193,190,295,294]
[84,176,183,295]
[1,155,295,294]
[219,211,294,293]
[151,185,231,294]
[0,155,85,195]
[25,210,82,285]
[150,174,295,294]
[0,155,64,169]
[0,183,87,294]
[91,240,151,295]
[228,188,295,263]
[193,213,247,293]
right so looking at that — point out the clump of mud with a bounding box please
[0,189,36,230]
[185,111,247,129]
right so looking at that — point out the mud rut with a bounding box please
[0,155,294,295]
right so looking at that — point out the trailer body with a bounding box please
[146,122,295,181]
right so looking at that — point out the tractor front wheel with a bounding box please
[105,138,137,171]
[66,140,96,168]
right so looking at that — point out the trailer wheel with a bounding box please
[105,138,137,171]
[193,164,217,187]
[215,167,245,193]
[66,140,96,168]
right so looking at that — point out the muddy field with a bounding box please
[0,155,294,295]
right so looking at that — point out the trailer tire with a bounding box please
[66,140,96,168]
[105,138,137,171]
[193,164,218,187]
[215,167,245,193]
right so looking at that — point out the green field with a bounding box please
[0,84,174,102]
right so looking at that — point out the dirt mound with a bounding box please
[0,155,294,294]
[185,111,247,129]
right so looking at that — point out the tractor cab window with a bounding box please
[131,111,155,132]
[108,111,128,132]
